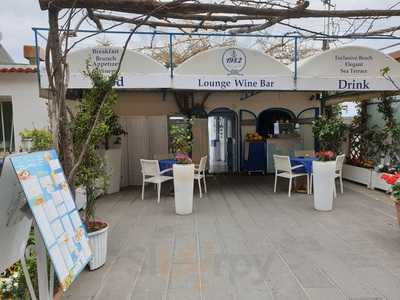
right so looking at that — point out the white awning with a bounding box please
[62,47,170,89]
[39,45,400,92]
[173,47,294,90]
[296,46,400,91]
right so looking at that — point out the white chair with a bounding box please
[273,155,309,197]
[334,154,346,197]
[294,150,315,157]
[140,159,173,204]
[194,155,208,198]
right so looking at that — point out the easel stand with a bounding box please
[33,220,55,300]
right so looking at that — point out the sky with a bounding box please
[1,0,400,63]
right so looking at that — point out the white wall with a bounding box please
[0,73,48,150]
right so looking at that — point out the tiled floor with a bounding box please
[63,175,400,300]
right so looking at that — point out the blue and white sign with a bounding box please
[10,150,91,292]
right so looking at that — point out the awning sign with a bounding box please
[296,46,400,91]
[173,75,294,90]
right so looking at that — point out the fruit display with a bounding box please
[246,132,264,142]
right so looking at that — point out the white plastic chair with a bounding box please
[140,159,173,203]
[273,155,309,197]
[194,155,208,198]
[334,154,346,197]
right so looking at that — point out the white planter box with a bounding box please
[88,223,109,270]
[370,170,391,192]
[313,161,336,211]
[104,148,122,194]
[342,164,372,187]
[173,164,194,215]
[75,186,87,210]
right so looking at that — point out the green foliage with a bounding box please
[348,103,379,164]
[20,129,52,151]
[312,113,347,154]
[378,94,397,130]
[393,182,400,202]
[104,114,127,149]
[372,94,400,166]
[169,119,193,155]
[73,65,119,223]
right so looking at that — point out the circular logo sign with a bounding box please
[222,48,246,75]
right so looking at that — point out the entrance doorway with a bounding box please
[208,108,238,173]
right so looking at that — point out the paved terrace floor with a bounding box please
[64,176,400,300]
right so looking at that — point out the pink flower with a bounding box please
[175,153,192,164]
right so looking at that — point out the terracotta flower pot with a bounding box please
[395,202,400,225]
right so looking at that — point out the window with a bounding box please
[0,99,14,154]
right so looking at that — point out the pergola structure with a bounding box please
[35,0,400,186]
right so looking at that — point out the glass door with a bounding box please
[208,108,238,173]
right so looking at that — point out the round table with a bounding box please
[290,156,316,175]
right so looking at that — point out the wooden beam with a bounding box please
[38,0,400,19]
[95,13,260,30]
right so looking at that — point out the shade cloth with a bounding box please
[290,157,317,175]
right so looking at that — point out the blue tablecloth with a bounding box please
[159,159,176,175]
[244,142,266,172]
[290,157,316,175]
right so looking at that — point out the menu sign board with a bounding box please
[90,47,122,76]
[10,150,91,291]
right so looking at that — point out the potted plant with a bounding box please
[312,113,347,155]
[381,173,400,224]
[371,164,398,192]
[312,112,346,211]
[313,151,337,211]
[19,129,52,153]
[170,121,194,215]
[72,67,117,270]
[342,158,374,187]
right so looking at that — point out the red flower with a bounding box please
[381,173,400,185]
